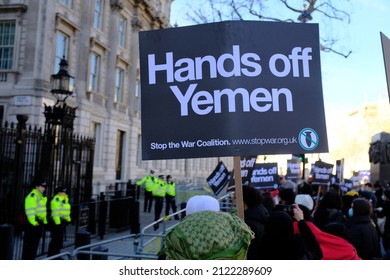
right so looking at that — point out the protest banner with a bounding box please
[250,162,279,191]
[227,155,257,192]
[139,21,328,219]
[206,161,231,195]
[311,161,334,186]
[139,21,328,160]
[286,159,301,181]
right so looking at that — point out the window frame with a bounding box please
[88,52,101,92]
[59,0,73,9]
[0,20,16,70]
[118,15,127,48]
[91,121,102,167]
[114,67,124,104]
[93,0,104,30]
[115,130,125,180]
[54,31,70,73]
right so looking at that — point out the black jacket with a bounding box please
[244,204,269,259]
[313,207,345,231]
[257,211,322,260]
[347,215,381,259]
[377,200,390,235]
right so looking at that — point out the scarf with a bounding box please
[163,210,254,260]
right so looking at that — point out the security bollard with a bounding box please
[129,200,140,234]
[0,224,14,260]
[180,202,187,219]
[75,229,91,260]
[92,245,109,260]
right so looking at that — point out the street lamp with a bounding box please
[42,57,77,195]
[50,56,75,104]
[45,57,77,128]
[297,4,312,23]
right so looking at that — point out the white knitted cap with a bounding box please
[186,195,220,215]
[295,194,314,211]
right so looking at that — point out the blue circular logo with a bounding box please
[298,128,319,150]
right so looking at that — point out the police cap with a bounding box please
[56,186,68,193]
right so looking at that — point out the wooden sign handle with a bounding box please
[233,156,244,220]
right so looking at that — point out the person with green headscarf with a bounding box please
[160,210,254,260]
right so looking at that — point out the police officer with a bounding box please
[22,179,48,260]
[153,175,167,230]
[136,170,156,213]
[48,186,71,257]
[165,175,179,220]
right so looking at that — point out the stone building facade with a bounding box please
[0,0,232,194]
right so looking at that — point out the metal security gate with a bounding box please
[0,114,94,258]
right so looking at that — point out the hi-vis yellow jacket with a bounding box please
[136,175,155,192]
[25,189,48,226]
[50,193,71,225]
[166,182,176,196]
[152,179,167,197]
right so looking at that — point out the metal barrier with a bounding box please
[136,209,185,257]
[41,192,235,260]
[44,252,73,260]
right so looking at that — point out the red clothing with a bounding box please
[293,221,361,260]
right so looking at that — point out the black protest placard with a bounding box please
[250,163,279,191]
[139,21,328,160]
[207,161,231,195]
[340,179,353,193]
[335,159,344,184]
[381,32,390,100]
[227,156,257,192]
[311,161,334,186]
[286,159,301,180]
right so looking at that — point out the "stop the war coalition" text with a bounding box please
[147,45,312,116]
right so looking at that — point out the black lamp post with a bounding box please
[45,56,77,129]
[42,57,77,196]
[297,4,313,23]
[50,57,75,104]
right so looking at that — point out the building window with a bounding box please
[0,21,16,70]
[55,32,69,73]
[114,68,124,103]
[91,121,101,167]
[93,0,104,30]
[118,16,126,48]
[116,130,125,180]
[88,52,100,92]
[59,0,72,8]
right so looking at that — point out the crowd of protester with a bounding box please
[253,178,390,260]
[159,176,390,260]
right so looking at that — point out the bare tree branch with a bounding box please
[314,1,351,23]
[321,46,352,58]
[182,0,352,58]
